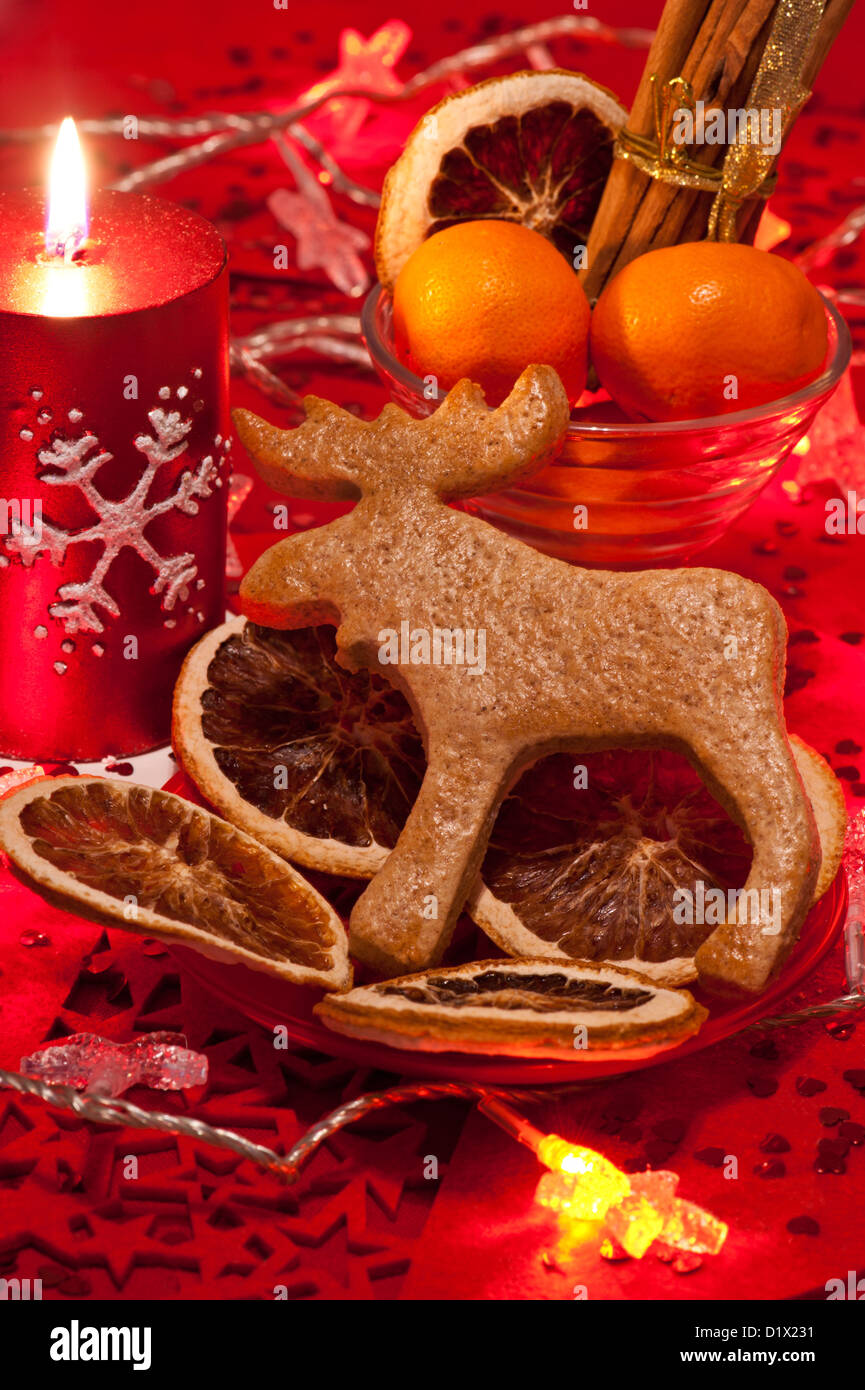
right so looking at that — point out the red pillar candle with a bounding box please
[0,145,229,761]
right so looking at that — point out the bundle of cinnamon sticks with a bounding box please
[582,0,855,300]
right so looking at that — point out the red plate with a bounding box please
[164,771,848,1085]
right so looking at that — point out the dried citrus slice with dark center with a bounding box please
[316,958,706,1059]
[375,70,626,287]
[173,616,425,877]
[381,967,654,1012]
[175,624,843,980]
[471,741,843,985]
[0,776,350,989]
[472,749,749,985]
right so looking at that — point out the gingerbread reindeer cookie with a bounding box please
[234,366,823,996]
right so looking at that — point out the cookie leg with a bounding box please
[693,726,820,995]
[349,738,512,977]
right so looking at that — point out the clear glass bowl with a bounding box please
[361,283,851,568]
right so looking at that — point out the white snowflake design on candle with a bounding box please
[5,388,230,637]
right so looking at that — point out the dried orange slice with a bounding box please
[173,616,425,877]
[315,958,706,1059]
[375,70,626,288]
[173,620,844,985]
[471,740,845,985]
[0,776,351,990]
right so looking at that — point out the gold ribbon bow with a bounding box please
[613,0,825,241]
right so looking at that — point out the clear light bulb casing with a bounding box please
[535,1142,729,1260]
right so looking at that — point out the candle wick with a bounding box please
[44,224,87,263]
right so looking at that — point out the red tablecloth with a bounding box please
[0,0,864,1301]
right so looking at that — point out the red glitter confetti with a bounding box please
[787,1216,821,1236]
[754,1160,786,1178]
[796,1076,828,1096]
[747,1076,779,1097]
[694,1148,728,1167]
[819,1107,851,1126]
[759,1133,791,1153]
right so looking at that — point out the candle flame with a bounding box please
[46,117,88,260]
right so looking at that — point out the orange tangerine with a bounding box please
[590,241,828,422]
[392,219,590,405]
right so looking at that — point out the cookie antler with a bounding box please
[233,365,570,501]
[414,367,569,498]
[233,397,365,501]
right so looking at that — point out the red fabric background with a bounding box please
[0,0,864,1301]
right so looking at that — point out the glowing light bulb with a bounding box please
[536,1136,631,1219]
[754,206,792,252]
[474,1102,728,1268]
[533,1133,728,1261]
[46,117,88,261]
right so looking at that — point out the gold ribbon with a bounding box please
[708,0,824,240]
[612,0,825,240]
[615,76,737,193]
